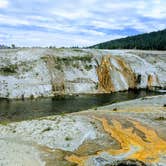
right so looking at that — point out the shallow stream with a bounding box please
[0,90,164,123]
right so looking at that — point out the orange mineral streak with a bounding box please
[115,57,136,89]
[66,117,166,165]
[96,55,115,93]
[96,118,166,162]
[147,74,154,89]
[44,55,65,94]
[96,55,137,93]
[66,155,88,166]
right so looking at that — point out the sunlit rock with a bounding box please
[0,48,165,99]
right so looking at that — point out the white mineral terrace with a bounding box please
[0,48,165,99]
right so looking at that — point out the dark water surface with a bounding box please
[0,90,164,123]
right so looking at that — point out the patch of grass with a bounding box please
[41,54,93,71]
[42,127,52,132]
[72,62,80,68]
[60,112,66,117]
[55,64,63,71]
[30,94,34,100]
[56,54,93,65]
[155,116,166,121]
[72,48,84,52]
[0,64,18,75]
[12,130,16,133]
[84,64,93,71]
[113,108,117,111]
[90,121,96,125]
[65,136,72,141]
[0,121,9,126]
[95,83,98,90]
[93,107,97,110]
[40,56,48,62]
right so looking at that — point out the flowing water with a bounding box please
[0,90,164,123]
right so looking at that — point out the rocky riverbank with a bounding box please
[0,48,166,99]
[0,94,166,166]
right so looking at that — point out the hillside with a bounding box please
[90,29,166,50]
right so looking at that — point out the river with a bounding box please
[0,90,164,123]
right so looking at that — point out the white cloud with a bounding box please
[0,0,165,46]
[137,0,166,19]
[0,14,30,26]
[0,0,8,8]
[52,9,91,20]
[0,27,124,47]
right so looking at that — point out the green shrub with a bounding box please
[0,64,18,75]
[65,136,72,141]
[84,64,93,71]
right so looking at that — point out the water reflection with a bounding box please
[0,90,164,123]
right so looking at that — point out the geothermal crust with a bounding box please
[0,95,166,166]
[0,48,166,99]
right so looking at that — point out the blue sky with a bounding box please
[0,0,165,47]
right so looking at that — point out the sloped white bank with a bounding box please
[0,48,165,99]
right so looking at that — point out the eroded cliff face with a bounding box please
[42,55,65,95]
[96,55,115,92]
[96,55,137,93]
[0,48,165,99]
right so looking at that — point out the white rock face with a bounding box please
[0,115,99,151]
[0,48,165,99]
[0,139,44,166]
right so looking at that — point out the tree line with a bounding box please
[90,29,166,50]
[0,44,16,49]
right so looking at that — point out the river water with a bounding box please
[0,90,164,123]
